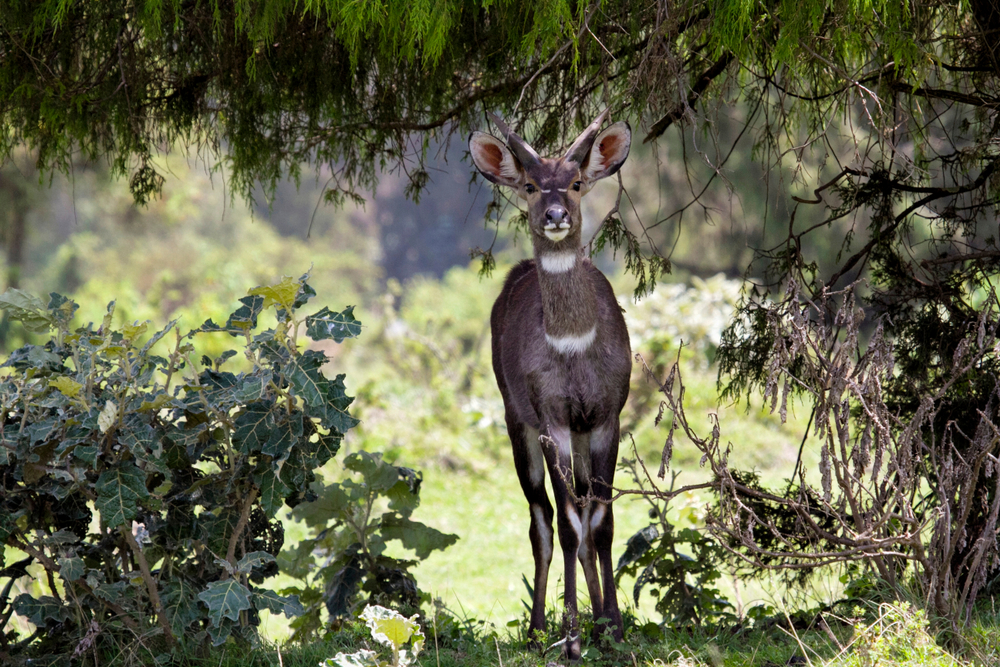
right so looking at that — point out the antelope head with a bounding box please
[469,111,631,252]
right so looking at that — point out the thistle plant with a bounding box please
[324,605,424,667]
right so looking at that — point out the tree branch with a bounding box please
[643,52,735,143]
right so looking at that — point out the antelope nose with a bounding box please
[545,206,567,225]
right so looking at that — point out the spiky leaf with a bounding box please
[95,463,149,529]
[198,579,252,626]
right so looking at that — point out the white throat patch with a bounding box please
[545,326,597,354]
[539,252,578,273]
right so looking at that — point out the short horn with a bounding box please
[488,112,541,169]
[563,109,611,165]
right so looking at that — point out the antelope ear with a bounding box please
[469,132,525,188]
[580,121,631,183]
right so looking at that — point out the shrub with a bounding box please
[0,274,360,660]
[279,451,458,640]
[615,460,734,628]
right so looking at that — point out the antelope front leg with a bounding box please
[571,431,605,623]
[590,419,624,641]
[540,422,584,660]
[511,423,554,645]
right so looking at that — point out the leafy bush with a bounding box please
[0,274,360,660]
[615,460,734,628]
[279,451,458,640]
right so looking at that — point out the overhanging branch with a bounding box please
[643,51,734,143]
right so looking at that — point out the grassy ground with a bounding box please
[120,599,984,666]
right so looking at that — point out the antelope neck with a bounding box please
[536,249,598,351]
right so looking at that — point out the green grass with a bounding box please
[88,598,995,666]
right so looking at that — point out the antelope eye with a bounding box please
[525,183,537,194]
[572,181,582,192]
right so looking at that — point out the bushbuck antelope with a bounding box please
[469,111,631,659]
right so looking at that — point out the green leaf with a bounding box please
[379,515,459,559]
[306,306,362,343]
[283,352,359,435]
[235,372,270,402]
[292,280,317,309]
[262,413,300,458]
[138,393,177,412]
[278,447,316,495]
[207,620,234,645]
[616,525,659,572]
[13,595,72,625]
[198,295,265,336]
[43,529,81,546]
[2,344,62,371]
[58,556,85,582]
[94,581,127,602]
[284,350,327,407]
[198,579,252,626]
[95,462,149,529]
[0,289,54,332]
[46,292,79,329]
[313,373,360,434]
[232,401,274,454]
[196,369,238,403]
[120,419,157,458]
[226,294,266,332]
[162,579,202,635]
[313,431,342,467]
[254,468,290,518]
[139,318,178,356]
[235,550,275,574]
[73,444,98,466]
[253,590,304,617]
[345,451,401,492]
[291,482,352,527]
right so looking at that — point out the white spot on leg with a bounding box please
[577,505,591,560]
[590,505,606,531]
[566,503,584,544]
[532,504,553,565]
[545,326,596,354]
[590,423,614,455]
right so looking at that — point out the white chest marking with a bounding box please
[545,326,597,354]
[539,252,578,273]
